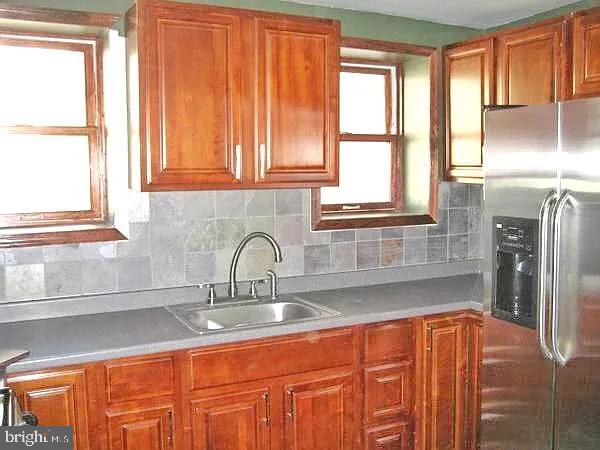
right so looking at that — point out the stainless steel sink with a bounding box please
[167,296,339,334]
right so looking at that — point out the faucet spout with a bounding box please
[228,232,283,298]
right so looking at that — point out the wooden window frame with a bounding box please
[0,6,125,247]
[311,37,440,231]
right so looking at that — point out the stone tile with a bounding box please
[185,220,216,252]
[0,251,4,266]
[403,226,427,239]
[404,238,427,265]
[469,184,483,207]
[331,242,356,272]
[185,252,216,284]
[357,241,381,269]
[216,191,245,218]
[469,233,482,259]
[438,182,450,209]
[469,207,482,234]
[357,229,381,241]
[5,264,45,300]
[117,222,150,258]
[303,215,331,245]
[279,246,304,277]
[152,252,185,288]
[81,242,117,259]
[246,248,277,278]
[81,259,118,294]
[151,221,186,255]
[215,218,246,250]
[117,257,152,290]
[45,261,82,297]
[276,190,303,216]
[381,227,404,240]
[449,234,469,261]
[381,238,404,267]
[427,236,448,263]
[427,209,448,236]
[183,191,216,219]
[42,244,81,262]
[247,217,276,248]
[0,268,5,301]
[246,190,275,217]
[3,247,43,265]
[150,192,185,220]
[331,230,356,243]
[275,216,303,247]
[449,183,469,207]
[304,245,331,274]
[449,208,469,235]
[216,248,245,283]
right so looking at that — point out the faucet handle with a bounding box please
[199,283,217,305]
[248,278,266,298]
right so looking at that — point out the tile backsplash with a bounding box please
[0,182,482,303]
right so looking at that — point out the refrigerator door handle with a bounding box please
[537,190,557,360]
[550,189,573,366]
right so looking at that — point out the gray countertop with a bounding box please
[0,274,481,373]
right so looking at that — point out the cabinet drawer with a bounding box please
[188,328,354,390]
[364,362,412,423]
[365,422,411,450]
[364,320,414,363]
[105,355,175,404]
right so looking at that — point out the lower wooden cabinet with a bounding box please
[107,406,174,450]
[7,313,482,450]
[284,372,354,450]
[190,389,270,450]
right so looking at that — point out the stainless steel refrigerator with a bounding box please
[481,97,600,450]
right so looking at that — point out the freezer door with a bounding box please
[481,103,558,450]
[553,98,600,449]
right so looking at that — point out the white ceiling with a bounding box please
[284,0,577,28]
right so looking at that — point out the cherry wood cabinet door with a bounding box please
[365,422,412,450]
[8,368,91,450]
[496,21,566,105]
[254,16,339,186]
[283,372,353,450]
[571,9,600,98]
[364,362,413,424]
[139,3,244,189]
[190,389,270,450]
[444,38,494,183]
[422,317,467,450]
[464,318,483,450]
[107,405,174,450]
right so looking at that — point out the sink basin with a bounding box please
[167,297,339,334]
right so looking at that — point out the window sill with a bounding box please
[312,211,437,231]
[0,226,126,248]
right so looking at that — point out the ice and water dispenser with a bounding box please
[492,217,538,329]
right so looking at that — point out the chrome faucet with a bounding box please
[228,232,283,298]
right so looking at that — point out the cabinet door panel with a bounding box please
[107,406,173,450]
[365,422,411,450]
[423,318,466,450]
[364,362,412,424]
[497,22,565,105]
[191,389,270,450]
[143,5,243,188]
[465,319,483,450]
[255,18,339,185]
[284,372,353,450]
[444,38,494,182]
[572,10,600,98]
[9,368,91,450]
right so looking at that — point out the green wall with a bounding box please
[487,0,600,31]
[10,0,481,47]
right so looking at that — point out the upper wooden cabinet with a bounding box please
[570,8,600,98]
[126,0,339,191]
[496,20,566,105]
[444,38,494,183]
[254,17,338,186]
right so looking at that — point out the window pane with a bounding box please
[0,44,88,126]
[321,141,391,205]
[0,134,92,214]
[340,70,387,134]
